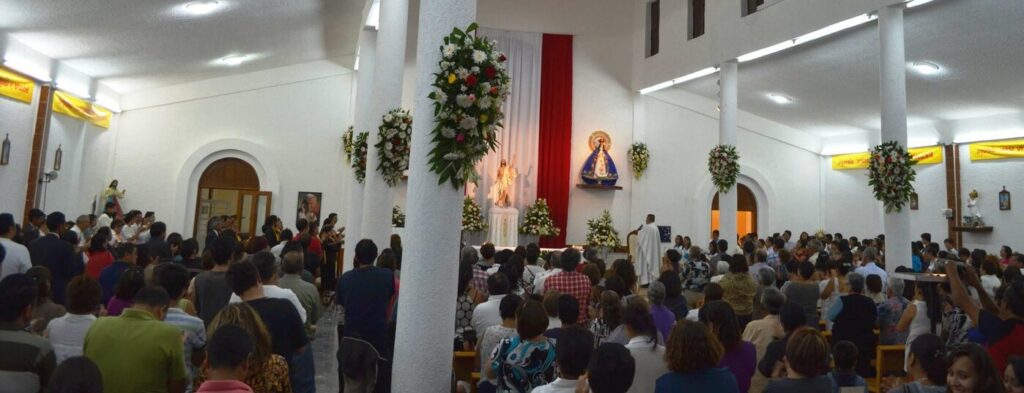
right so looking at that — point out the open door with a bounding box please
[236,191,272,239]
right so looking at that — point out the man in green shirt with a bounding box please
[84,286,187,393]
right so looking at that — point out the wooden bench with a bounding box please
[453,351,479,393]
[870,344,905,393]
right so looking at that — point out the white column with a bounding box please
[391,0,474,390]
[718,60,738,247]
[342,29,378,271]
[360,0,409,247]
[879,5,911,273]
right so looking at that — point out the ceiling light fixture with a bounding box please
[2,56,51,82]
[183,0,224,16]
[909,61,941,75]
[767,93,793,104]
[218,54,252,66]
[639,66,718,95]
[905,0,935,8]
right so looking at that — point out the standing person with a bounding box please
[945,262,1024,372]
[157,264,207,393]
[827,272,878,377]
[635,214,661,287]
[196,325,255,393]
[96,202,117,229]
[656,320,740,392]
[0,213,32,280]
[946,344,1006,393]
[105,267,144,317]
[84,230,114,279]
[544,248,592,325]
[292,219,322,257]
[29,212,81,305]
[228,252,307,324]
[225,261,308,370]
[279,251,323,339]
[26,266,67,335]
[531,326,593,393]
[197,303,291,393]
[0,274,58,392]
[22,209,47,244]
[762,328,834,392]
[336,239,394,354]
[84,286,187,393]
[262,215,283,247]
[98,243,136,304]
[44,275,101,363]
[192,234,236,326]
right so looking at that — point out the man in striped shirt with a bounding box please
[0,274,57,392]
[157,263,207,393]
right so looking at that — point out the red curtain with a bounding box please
[537,34,573,248]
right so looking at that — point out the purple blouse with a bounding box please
[106,297,132,317]
[719,341,756,393]
[650,304,676,342]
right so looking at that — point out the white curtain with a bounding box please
[473,28,542,217]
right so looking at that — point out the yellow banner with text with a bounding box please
[53,90,112,129]
[0,66,36,103]
[831,145,944,170]
[969,139,1024,161]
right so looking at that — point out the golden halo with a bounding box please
[588,131,611,151]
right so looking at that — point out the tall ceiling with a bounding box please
[678,0,1024,140]
[0,0,365,93]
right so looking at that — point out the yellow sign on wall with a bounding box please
[53,90,112,129]
[969,139,1024,161]
[0,66,36,103]
[831,146,944,170]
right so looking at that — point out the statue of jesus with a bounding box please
[488,158,517,208]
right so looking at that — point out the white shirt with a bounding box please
[471,294,506,335]
[625,336,668,393]
[97,214,113,229]
[121,224,139,241]
[533,268,562,295]
[855,262,888,285]
[45,313,97,364]
[71,226,88,248]
[531,377,578,393]
[0,238,32,280]
[547,317,562,331]
[686,308,700,321]
[229,285,307,323]
[980,274,1001,297]
[270,242,286,257]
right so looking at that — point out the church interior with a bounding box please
[1,0,1024,392]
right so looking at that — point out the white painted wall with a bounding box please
[108,72,355,236]
[636,91,822,245]
[42,114,118,217]
[959,143,1024,252]
[0,88,38,220]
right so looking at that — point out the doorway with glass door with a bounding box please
[194,158,272,249]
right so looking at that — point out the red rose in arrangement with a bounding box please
[466,74,478,87]
[498,54,507,62]
[485,66,496,79]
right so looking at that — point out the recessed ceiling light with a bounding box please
[183,1,224,16]
[767,93,792,105]
[218,54,252,66]
[910,61,941,75]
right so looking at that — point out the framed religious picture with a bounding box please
[54,144,63,171]
[657,226,672,243]
[1,133,10,166]
[909,192,919,210]
[999,186,1011,211]
[297,192,322,226]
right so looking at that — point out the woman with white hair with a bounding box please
[877,276,910,345]
[826,272,878,376]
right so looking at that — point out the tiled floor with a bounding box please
[314,305,340,392]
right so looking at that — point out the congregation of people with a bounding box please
[1,203,1024,393]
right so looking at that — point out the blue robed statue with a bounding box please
[581,132,618,187]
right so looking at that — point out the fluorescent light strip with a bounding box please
[638,66,719,95]
[737,40,795,63]
[905,0,935,8]
[793,13,877,46]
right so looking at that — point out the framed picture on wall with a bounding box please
[657,226,672,243]
[909,192,919,210]
[297,192,323,226]
[999,186,1011,211]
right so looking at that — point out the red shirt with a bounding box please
[86,251,115,279]
[295,234,323,256]
[544,271,591,325]
[979,309,1024,372]
[197,380,254,393]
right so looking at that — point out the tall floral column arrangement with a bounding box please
[628,142,650,179]
[351,131,369,183]
[868,141,917,213]
[427,23,511,188]
[343,126,355,164]
[708,144,740,193]
[376,108,413,186]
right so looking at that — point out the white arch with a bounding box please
[692,163,776,243]
[174,139,281,237]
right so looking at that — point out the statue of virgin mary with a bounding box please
[581,132,619,187]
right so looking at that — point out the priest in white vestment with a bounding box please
[636,214,661,286]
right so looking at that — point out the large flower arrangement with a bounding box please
[428,23,511,188]
[462,196,488,232]
[392,205,405,228]
[868,141,917,213]
[519,199,560,237]
[708,144,740,193]
[351,131,369,183]
[586,210,620,249]
[628,142,650,179]
[376,108,413,187]
[343,126,355,164]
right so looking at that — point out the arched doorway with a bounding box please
[711,184,758,239]
[194,158,272,247]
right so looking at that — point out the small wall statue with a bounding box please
[966,189,985,227]
[581,131,619,187]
